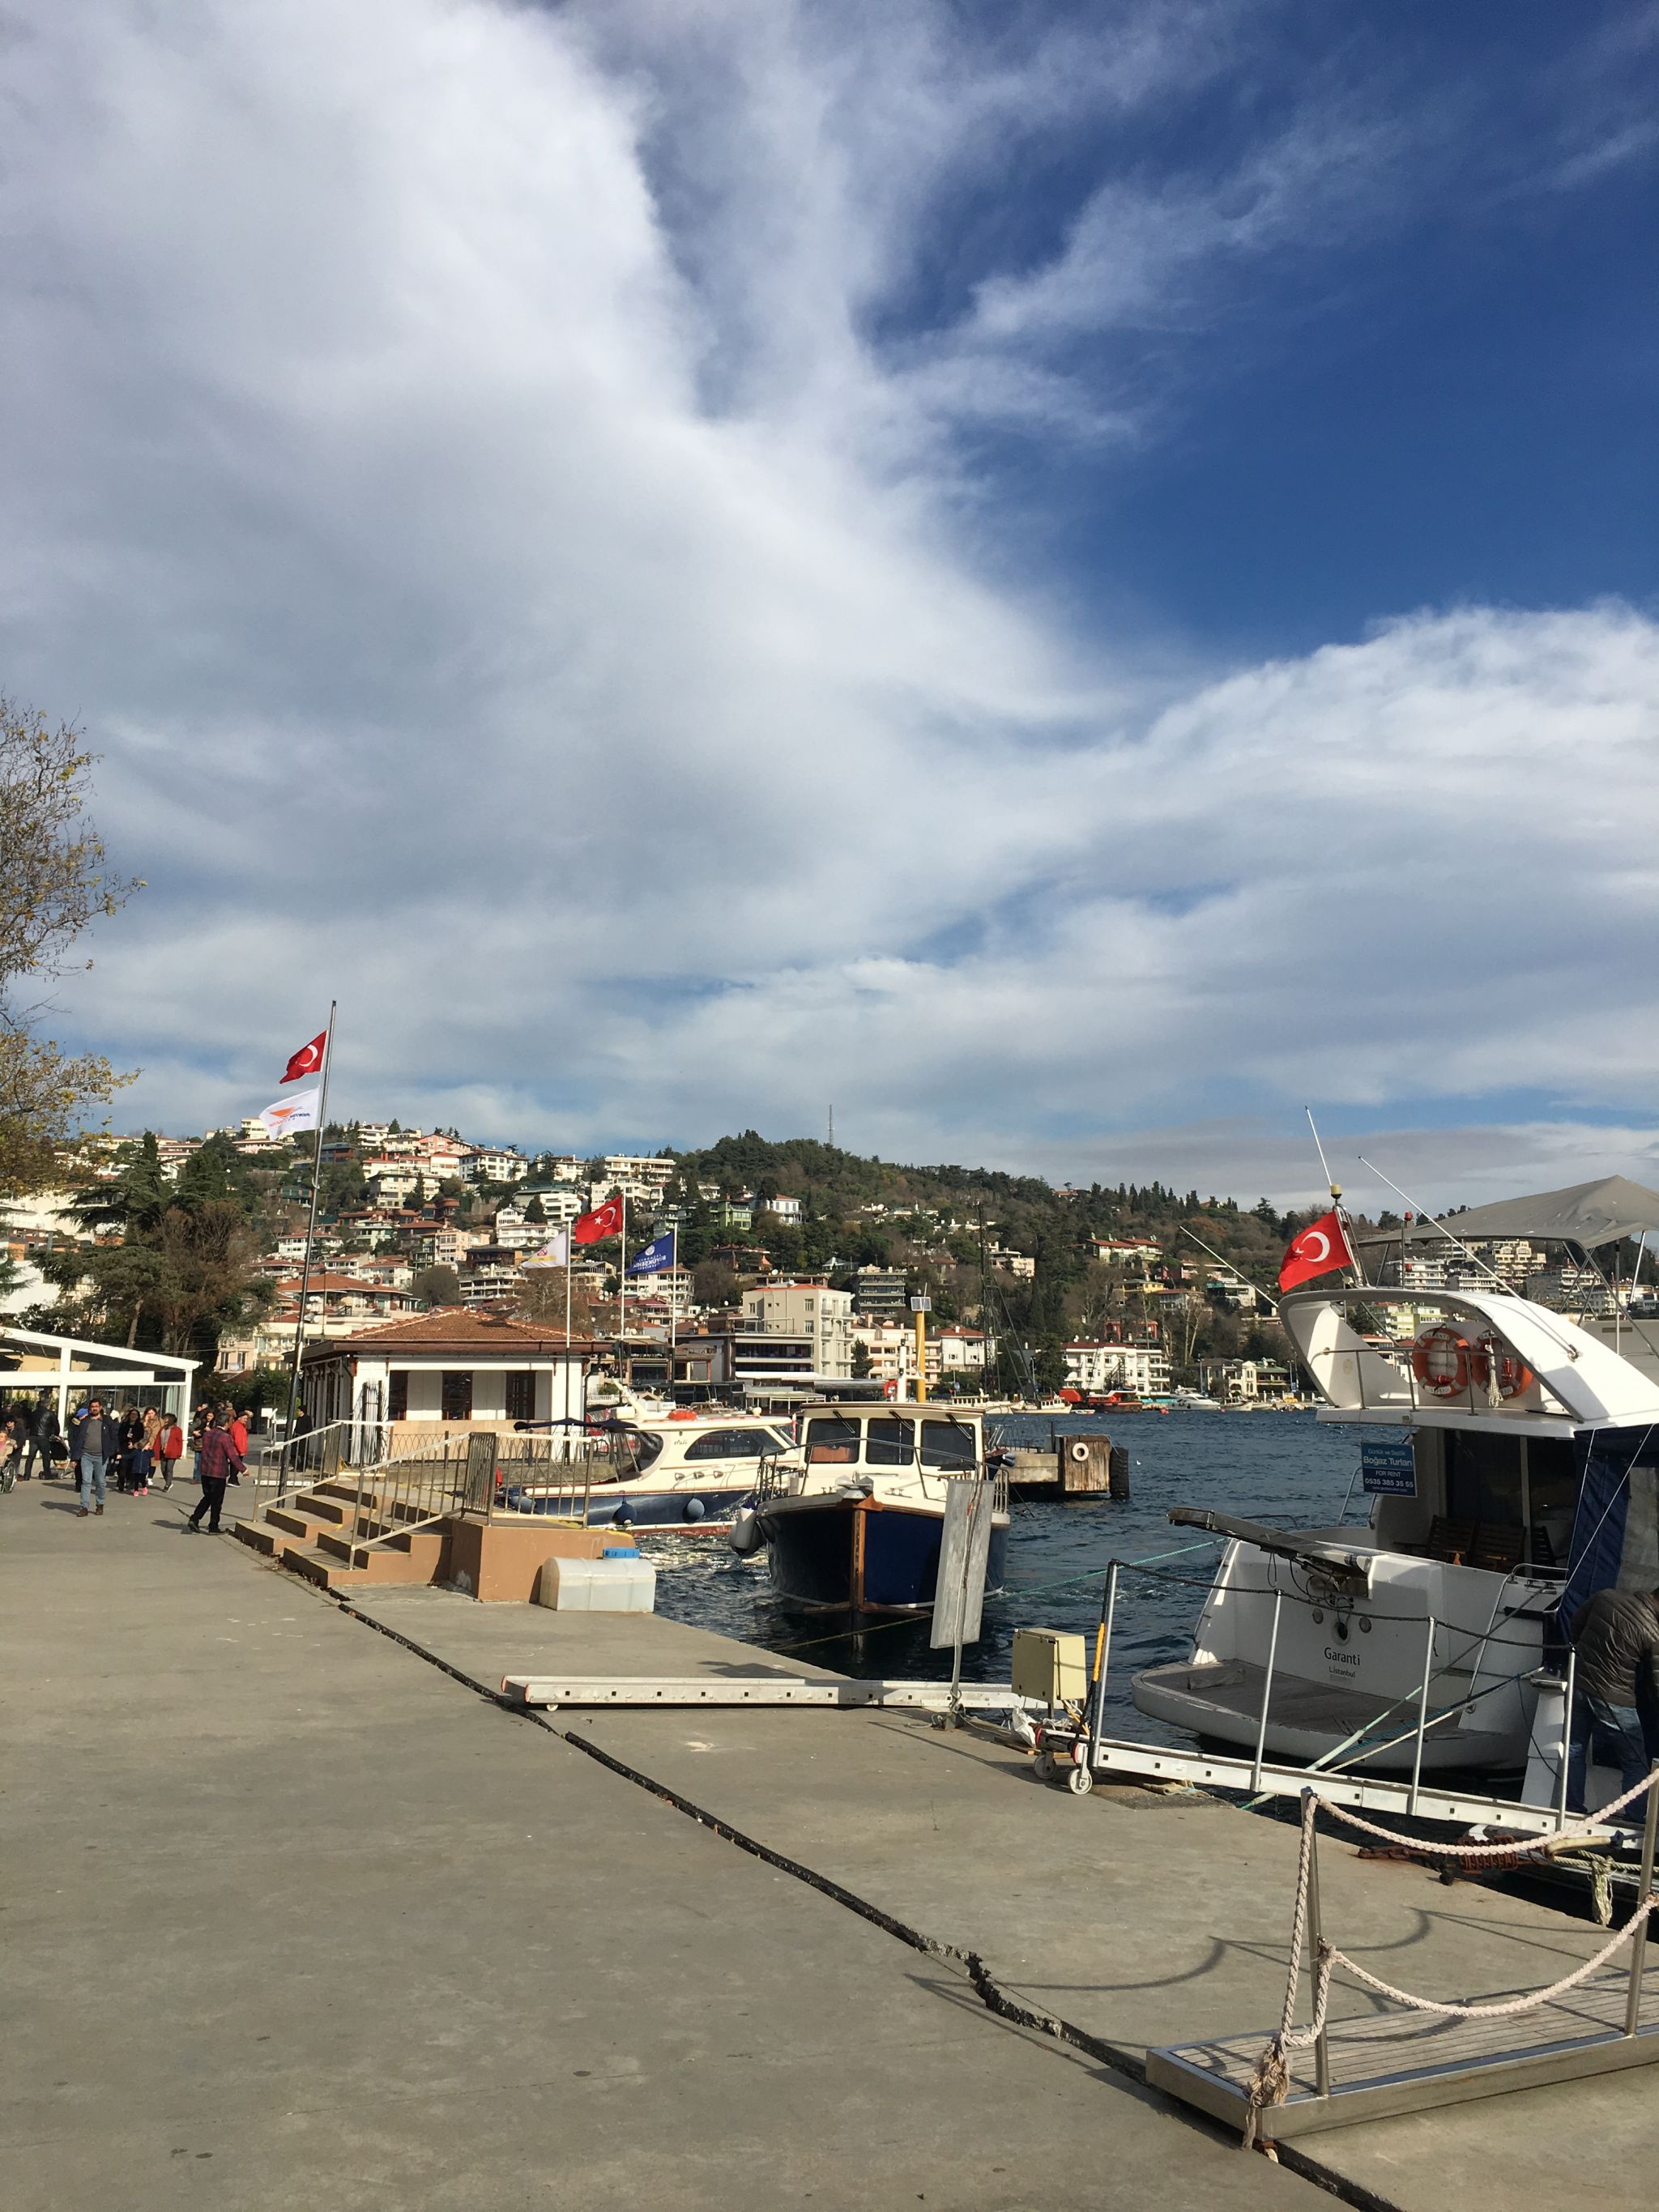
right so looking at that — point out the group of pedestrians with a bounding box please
[0,1391,248,1529]
[65,1399,188,1512]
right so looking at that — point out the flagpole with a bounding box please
[1307,1105,1366,1286]
[669,1224,679,1395]
[284,1002,336,1440]
[565,1230,572,1349]
[618,1190,627,1381]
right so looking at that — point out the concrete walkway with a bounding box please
[2,1481,1312,2212]
[341,1583,1659,2212]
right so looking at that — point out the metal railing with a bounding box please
[490,1433,595,1524]
[255,1417,390,1506]
[258,1425,595,1555]
[1077,1554,1569,1822]
[748,1451,1006,1510]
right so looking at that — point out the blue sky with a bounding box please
[2,0,1656,1208]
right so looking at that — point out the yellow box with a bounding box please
[1010,1626,1088,1705]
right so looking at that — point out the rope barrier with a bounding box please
[1314,1765,1659,1856]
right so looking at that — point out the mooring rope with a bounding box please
[1240,1777,1659,2150]
[1313,1765,1659,1856]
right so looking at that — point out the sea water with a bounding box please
[644,1408,1371,1734]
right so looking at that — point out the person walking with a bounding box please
[223,1402,249,1459]
[22,1398,59,1481]
[1567,1583,1659,1812]
[189,1402,211,1484]
[186,1411,245,1535]
[156,1410,186,1492]
[77,1398,119,1519]
[116,1404,146,1493]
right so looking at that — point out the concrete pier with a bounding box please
[5,1481,1657,2210]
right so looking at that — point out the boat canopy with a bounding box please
[1392,1176,1659,1251]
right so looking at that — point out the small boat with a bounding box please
[1170,1388,1223,1410]
[732,1401,1010,1615]
[505,1412,794,1531]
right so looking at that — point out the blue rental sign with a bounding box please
[1362,1437,1416,1496]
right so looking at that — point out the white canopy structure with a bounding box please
[0,1324,199,1425]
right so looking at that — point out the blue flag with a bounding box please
[625,1231,676,1276]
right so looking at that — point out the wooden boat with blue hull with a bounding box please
[736,1403,1010,1616]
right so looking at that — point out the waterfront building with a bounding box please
[1064,1340,1171,1396]
[301,1307,591,1434]
[739,1280,855,1380]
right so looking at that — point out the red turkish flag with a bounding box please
[1277,1210,1354,1292]
[573,1197,623,1245]
[281,1029,328,1084]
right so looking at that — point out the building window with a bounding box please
[387,1370,409,1421]
[505,1370,536,1423]
[441,1370,473,1421]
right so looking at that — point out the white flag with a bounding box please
[524,1229,569,1267]
[258,1087,322,1139]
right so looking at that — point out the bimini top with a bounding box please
[1418,1175,1659,1251]
[1279,1284,1659,1432]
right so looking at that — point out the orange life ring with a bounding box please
[1478,1333,1535,1400]
[1412,1324,1476,1399]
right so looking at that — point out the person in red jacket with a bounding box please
[157,1413,186,1493]
[186,1412,245,1534]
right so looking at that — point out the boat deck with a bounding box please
[1149,1967,1659,2138]
[1144,1658,1403,1734]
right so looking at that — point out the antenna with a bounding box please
[827,1104,834,1150]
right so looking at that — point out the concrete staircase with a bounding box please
[233,1478,450,1592]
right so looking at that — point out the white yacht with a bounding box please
[504,1411,794,1531]
[1132,1178,1659,1778]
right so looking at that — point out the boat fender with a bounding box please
[727,1504,763,1556]
[1068,1440,1092,1464]
[1109,1444,1130,1500]
[612,1503,634,1527]
[683,1495,706,1523]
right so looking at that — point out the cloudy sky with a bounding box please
[4,0,1657,1207]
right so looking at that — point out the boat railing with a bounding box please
[1079,1554,1572,1824]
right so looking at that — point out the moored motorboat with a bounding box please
[1132,1197,1659,1779]
[733,1401,1009,1614]
[505,1411,793,1531]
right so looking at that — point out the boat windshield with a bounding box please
[866,1417,915,1466]
[919,1419,977,1471]
[804,1414,860,1464]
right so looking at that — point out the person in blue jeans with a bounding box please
[1567,1584,1659,1814]
[76,1398,120,1519]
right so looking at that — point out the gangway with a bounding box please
[1146,1776,1659,2142]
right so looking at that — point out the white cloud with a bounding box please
[2,0,1655,1203]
